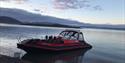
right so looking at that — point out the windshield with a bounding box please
[60,31,79,40]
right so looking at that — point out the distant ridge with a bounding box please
[0,8,83,26]
[0,16,79,28]
[81,24,125,30]
[0,7,125,30]
[0,16,22,24]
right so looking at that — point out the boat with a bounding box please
[17,30,92,53]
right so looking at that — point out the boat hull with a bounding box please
[17,43,92,53]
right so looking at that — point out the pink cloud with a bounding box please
[0,0,28,4]
[53,0,102,10]
[53,0,91,9]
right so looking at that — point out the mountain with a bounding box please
[0,16,22,24]
[0,7,124,30]
[0,8,83,27]
[0,16,79,28]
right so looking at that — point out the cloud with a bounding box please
[0,0,28,4]
[53,0,103,10]
[93,5,103,10]
[53,0,91,9]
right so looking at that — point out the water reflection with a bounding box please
[22,48,91,63]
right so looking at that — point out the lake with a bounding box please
[0,24,125,63]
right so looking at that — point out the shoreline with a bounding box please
[0,54,31,63]
[0,23,125,31]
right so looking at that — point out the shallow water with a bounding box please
[0,25,125,63]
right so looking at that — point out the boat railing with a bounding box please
[16,35,33,43]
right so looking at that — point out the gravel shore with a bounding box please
[0,54,31,63]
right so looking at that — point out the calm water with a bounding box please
[0,24,125,63]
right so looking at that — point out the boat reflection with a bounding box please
[21,48,91,63]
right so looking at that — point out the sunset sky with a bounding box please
[0,0,124,24]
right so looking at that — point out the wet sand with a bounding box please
[0,54,31,63]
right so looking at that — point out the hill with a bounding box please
[0,8,83,27]
[0,7,124,30]
[0,16,22,24]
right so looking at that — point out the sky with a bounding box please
[0,0,125,24]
